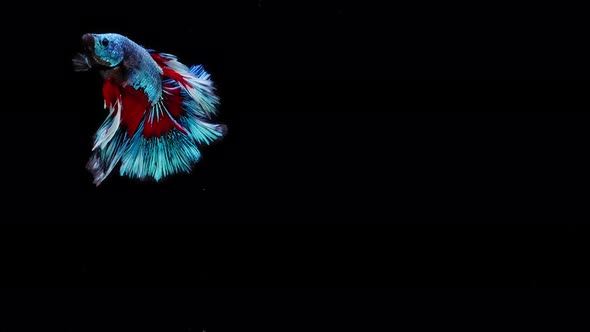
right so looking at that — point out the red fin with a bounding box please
[143,114,187,138]
[141,52,189,138]
[102,79,120,109]
[150,52,193,89]
[120,86,150,138]
[102,80,150,138]
[142,81,188,138]
[150,52,169,65]
[162,80,184,118]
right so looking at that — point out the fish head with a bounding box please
[82,33,125,67]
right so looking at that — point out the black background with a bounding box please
[1,1,589,331]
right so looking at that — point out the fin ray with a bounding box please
[72,53,92,72]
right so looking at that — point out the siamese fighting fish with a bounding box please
[73,33,226,186]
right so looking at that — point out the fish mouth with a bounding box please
[82,33,95,53]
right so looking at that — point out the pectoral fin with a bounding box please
[72,53,92,72]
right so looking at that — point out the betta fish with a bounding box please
[73,33,226,185]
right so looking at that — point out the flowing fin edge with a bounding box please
[149,52,220,117]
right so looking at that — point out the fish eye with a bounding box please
[101,38,109,47]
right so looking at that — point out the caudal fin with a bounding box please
[113,53,226,182]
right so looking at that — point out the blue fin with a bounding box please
[86,127,129,186]
[117,80,226,183]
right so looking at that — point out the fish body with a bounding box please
[74,33,225,185]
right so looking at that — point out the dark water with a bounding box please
[2,1,589,332]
